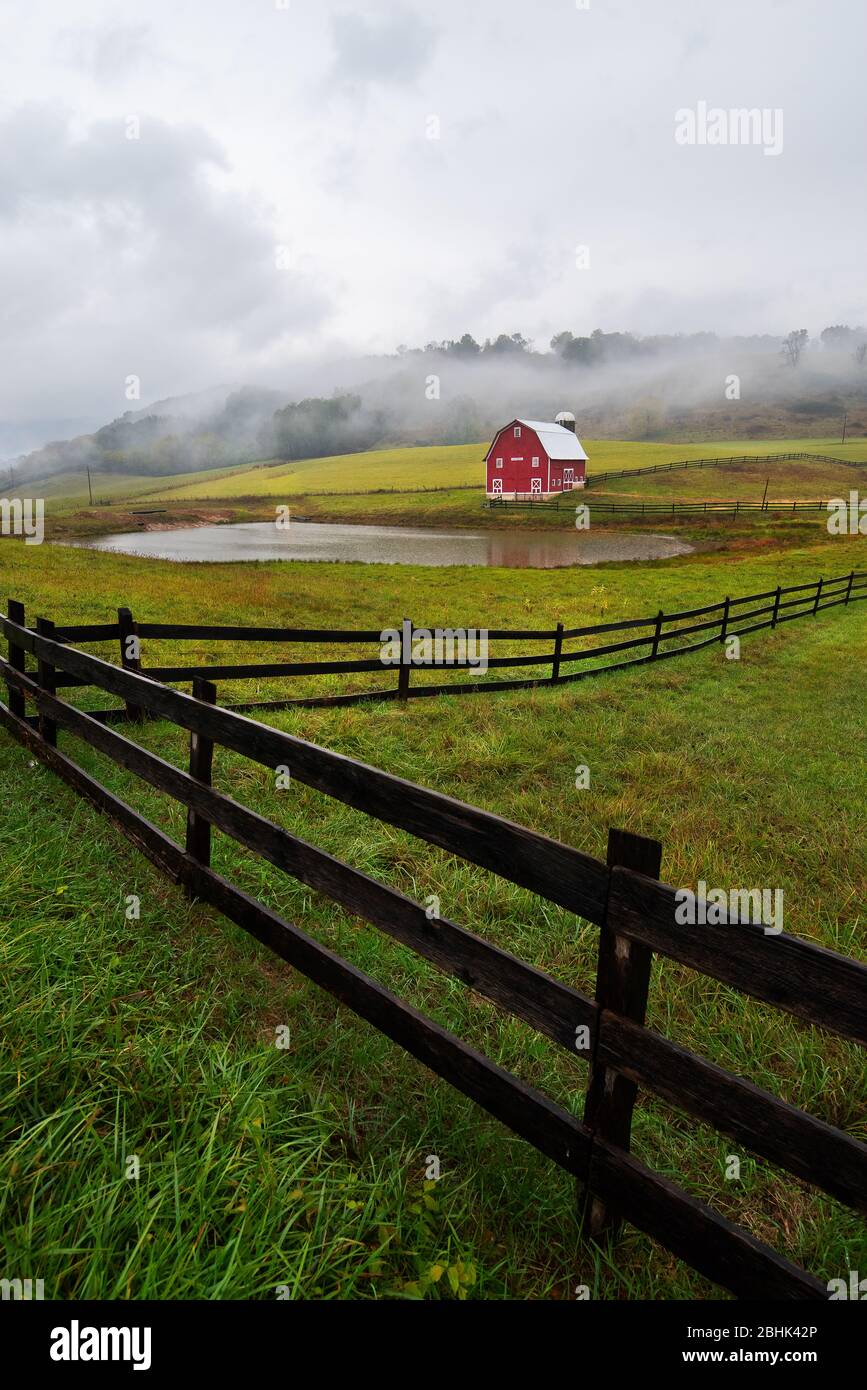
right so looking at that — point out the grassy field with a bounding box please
[132,438,867,503]
[138,444,485,501]
[599,456,864,501]
[6,471,163,507]
[25,435,864,545]
[1,532,865,1300]
[21,435,865,515]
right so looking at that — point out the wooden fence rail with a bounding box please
[1,608,865,1299]
[14,570,867,715]
[487,496,854,514]
[584,451,864,487]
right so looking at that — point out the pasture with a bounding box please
[26,435,866,548]
[130,437,867,503]
[1,520,865,1299]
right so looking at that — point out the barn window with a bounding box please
[495,458,503,468]
[532,457,539,468]
[513,426,521,438]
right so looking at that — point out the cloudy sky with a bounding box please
[1,0,865,430]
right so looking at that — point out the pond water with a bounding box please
[73,521,695,568]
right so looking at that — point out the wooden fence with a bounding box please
[0,610,865,1299]
[11,570,866,715]
[584,451,862,488]
[486,495,849,515]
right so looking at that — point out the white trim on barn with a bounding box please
[484,418,588,462]
[484,417,589,498]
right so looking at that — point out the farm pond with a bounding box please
[72,521,695,568]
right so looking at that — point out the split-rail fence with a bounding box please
[1,604,865,1299]
[5,570,861,714]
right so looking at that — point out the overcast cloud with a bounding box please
[1,0,865,429]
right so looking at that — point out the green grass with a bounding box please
[598,455,863,501]
[136,444,486,502]
[134,437,867,503]
[27,435,867,544]
[582,438,867,477]
[7,472,162,508]
[29,436,864,510]
[1,534,865,1299]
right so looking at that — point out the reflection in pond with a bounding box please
[71,521,695,568]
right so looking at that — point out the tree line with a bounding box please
[402,324,867,368]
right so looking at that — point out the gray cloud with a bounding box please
[0,106,332,420]
[1,0,865,439]
[58,22,161,82]
[329,7,437,87]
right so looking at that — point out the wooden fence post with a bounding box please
[35,617,57,748]
[398,617,412,702]
[844,571,855,605]
[650,610,664,659]
[813,577,824,615]
[6,599,26,720]
[185,678,217,885]
[719,596,730,645]
[551,622,564,683]
[117,606,144,723]
[582,827,663,1241]
[771,586,782,628]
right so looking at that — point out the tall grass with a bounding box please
[1,532,865,1298]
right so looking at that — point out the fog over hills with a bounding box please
[7,326,867,487]
[4,3,866,485]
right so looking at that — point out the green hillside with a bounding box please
[135,436,866,503]
[138,443,485,501]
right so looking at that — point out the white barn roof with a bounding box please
[516,419,588,461]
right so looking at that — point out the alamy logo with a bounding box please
[827,1271,867,1299]
[675,101,783,156]
[827,492,867,535]
[674,882,784,935]
[0,1276,44,1300]
[0,498,44,545]
[50,1320,152,1371]
[380,621,489,674]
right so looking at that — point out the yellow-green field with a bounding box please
[24,436,867,546]
[8,471,162,506]
[136,444,484,502]
[22,436,863,514]
[600,455,863,501]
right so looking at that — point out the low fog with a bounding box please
[3,0,866,482]
[10,327,867,486]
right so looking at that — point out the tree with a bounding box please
[781,329,808,367]
[447,333,481,358]
[561,335,596,366]
[855,342,867,367]
[820,325,854,351]
[483,332,530,355]
[550,331,575,355]
[271,393,384,459]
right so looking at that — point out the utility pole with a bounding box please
[86,466,94,506]
[841,412,848,444]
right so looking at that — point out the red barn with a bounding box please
[485,413,588,499]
